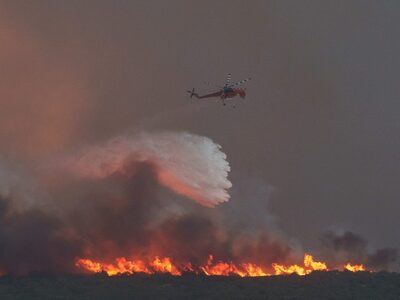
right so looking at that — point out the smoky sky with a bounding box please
[1,0,400,255]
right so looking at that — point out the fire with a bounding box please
[272,254,327,276]
[76,259,104,273]
[75,254,368,277]
[76,257,151,276]
[151,257,182,275]
[344,263,366,272]
[272,263,307,276]
[304,254,328,271]
[75,257,184,276]
[200,255,270,277]
[241,263,270,277]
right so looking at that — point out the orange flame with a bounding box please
[75,257,185,276]
[344,263,365,272]
[151,257,182,275]
[75,253,368,277]
[76,257,151,276]
[304,254,328,271]
[200,255,270,277]
[272,263,308,276]
[272,254,327,276]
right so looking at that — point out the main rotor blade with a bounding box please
[224,73,232,87]
[230,77,251,87]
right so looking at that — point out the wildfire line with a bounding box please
[75,254,368,277]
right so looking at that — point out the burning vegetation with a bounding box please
[75,254,367,277]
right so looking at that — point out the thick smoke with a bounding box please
[0,163,81,274]
[319,231,368,263]
[0,196,81,274]
[61,131,232,207]
[318,231,399,271]
[0,131,293,275]
[61,159,291,268]
[366,248,398,271]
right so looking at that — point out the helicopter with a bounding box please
[187,73,251,106]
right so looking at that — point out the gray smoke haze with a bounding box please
[367,248,398,271]
[0,195,81,274]
[319,231,368,262]
[318,231,399,271]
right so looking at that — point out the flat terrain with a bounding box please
[0,271,399,300]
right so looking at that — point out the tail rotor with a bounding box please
[186,88,195,98]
